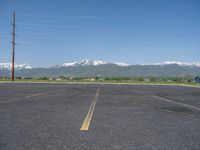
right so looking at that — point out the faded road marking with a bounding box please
[80,88,100,131]
[0,90,59,103]
[152,95,200,112]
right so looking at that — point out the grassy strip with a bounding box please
[1,79,200,88]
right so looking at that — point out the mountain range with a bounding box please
[0,59,200,77]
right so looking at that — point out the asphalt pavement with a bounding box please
[0,83,200,150]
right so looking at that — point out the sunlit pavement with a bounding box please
[0,83,200,150]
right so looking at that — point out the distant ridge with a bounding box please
[0,59,200,77]
[1,60,200,69]
[142,61,200,67]
[61,59,129,67]
[0,63,32,70]
[59,59,200,68]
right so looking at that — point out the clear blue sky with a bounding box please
[0,0,200,67]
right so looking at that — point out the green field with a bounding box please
[1,76,200,88]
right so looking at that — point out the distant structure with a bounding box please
[195,77,200,83]
[11,11,16,81]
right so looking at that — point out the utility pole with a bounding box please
[11,11,15,81]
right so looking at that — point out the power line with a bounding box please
[17,13,104,20]
[17,22,129,32]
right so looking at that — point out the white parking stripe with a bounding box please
[0,90,59,103]
[152,95,200,112]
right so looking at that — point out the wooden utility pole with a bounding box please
[11,11,15,81]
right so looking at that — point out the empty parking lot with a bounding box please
[0,83,200,150]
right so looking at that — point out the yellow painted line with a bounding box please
[80,88,100,131]
[152,95,200,112]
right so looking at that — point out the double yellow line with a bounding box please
[80,88,100,131]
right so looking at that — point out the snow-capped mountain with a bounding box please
[1,60,200,77]
[62,60,200,68]
[1,60,200,70]
[160,61,200,67]
[113,62,129,67]
[62,59,130,67]
[0,63,32,70]
[142,61,200,67]
[63,59,108,67]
